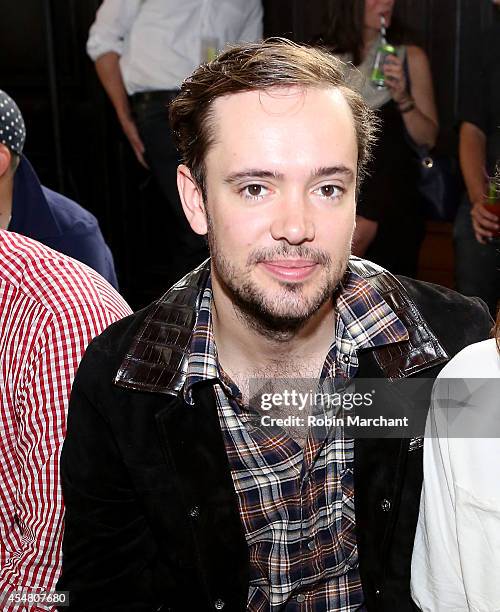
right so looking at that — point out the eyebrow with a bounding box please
[312,165,355,180]
[224,170,283,185]
[223,165,355,185]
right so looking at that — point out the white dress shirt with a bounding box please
[87,0,263,94]
[411,338,500,611]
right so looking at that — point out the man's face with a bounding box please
[183,86,358,335]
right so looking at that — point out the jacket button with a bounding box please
[214,599,225,610]
[380,498,391,512]
[189,505,200,519]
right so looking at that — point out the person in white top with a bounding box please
[87,0,263,286]
[411,318,500,611]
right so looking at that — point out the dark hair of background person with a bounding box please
[169,37,379,199]
[320,0,418,66]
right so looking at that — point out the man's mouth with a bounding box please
[259,260,319,282]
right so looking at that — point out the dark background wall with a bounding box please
[1,0,497,308]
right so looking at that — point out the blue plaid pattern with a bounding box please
[184,270,408,610]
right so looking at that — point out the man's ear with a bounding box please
[177,164,208,235]
[0,145,12,178]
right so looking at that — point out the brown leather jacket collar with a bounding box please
[114,257,449,395]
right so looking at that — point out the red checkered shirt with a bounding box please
[0,231,131,610]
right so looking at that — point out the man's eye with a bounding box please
[243,184,267,199]
[316,184,342,198]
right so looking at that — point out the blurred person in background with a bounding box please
[454,0,500,317]
[0,89,119,288]
[323,0,438,277]
[87,0,263,287]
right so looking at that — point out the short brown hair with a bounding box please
[169,37,378,198]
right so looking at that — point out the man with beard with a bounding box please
[57,40,491,612]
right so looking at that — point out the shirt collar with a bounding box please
[183,269,409,403]
[10,155,60,238]
[336,269,409,350]
[183,277,221,404]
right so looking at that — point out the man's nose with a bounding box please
[269,192,315,245]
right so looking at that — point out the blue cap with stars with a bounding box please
[0,89,26,156]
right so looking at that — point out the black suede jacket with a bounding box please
[57,258,492,612]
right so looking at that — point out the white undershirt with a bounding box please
[411,338,500,612]
[86,0,263,94]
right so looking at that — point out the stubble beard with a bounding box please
[207,218,350,341]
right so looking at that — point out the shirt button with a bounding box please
[307,539,315,551]
[380,498,392,512]
[342,354,350,364]
[214,599,225,610]
[296,593,306,603]
[189,505,200,519]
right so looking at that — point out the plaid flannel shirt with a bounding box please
[184,270,408,611]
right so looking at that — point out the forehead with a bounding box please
[206,86,358,172]
[210,86,356,136]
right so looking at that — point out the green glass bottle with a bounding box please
[370,43,397,89]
